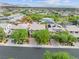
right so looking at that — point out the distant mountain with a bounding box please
[15,4,79,8]
[0,2,30,7]
[15,4,30,7]
[0,2,78,9]
[0,2,18,7]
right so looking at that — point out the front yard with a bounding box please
[0,27,79,47]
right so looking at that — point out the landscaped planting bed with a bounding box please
[32,30,51,45]
[0,27,8,43]
[11,29,29,44]
[52,31,77,46]
[44,51,77,59]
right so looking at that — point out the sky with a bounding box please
[0,0,79,7]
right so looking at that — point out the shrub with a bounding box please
[44,51,77,59]
[32,30,50,44]
[44,51,52,59]
[8,58,14,59]
[52,31,77,44]
[0,27,6,41]
[11,29,28,44]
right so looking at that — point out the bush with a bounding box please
[11,29,28,44]
[3,12,11,16]
[52,31,77,44]
[32,30,50,44]
[0,27,6,41]
[44,51,52,59]
[44,51,77,59]
[8,58,14,59]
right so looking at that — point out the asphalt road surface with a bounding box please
[0,46,79,59]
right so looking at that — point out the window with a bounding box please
[75,31,79,34]
[48,24,51,28]
[70,31,73,33]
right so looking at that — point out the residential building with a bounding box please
[29,22,45,31]
[9,13,24,22]
[65,25,79,38]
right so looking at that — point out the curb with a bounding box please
[0,44,79,49]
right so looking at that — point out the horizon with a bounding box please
[0,0,79,7]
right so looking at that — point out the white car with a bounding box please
[48,24,65,32]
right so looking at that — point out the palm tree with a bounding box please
[19,16,32,23]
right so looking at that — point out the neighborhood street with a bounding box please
[0,46,79,59]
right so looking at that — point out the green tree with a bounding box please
[0,27,6,42]
[19,16,32,23]
[32,30,50,44]
[3,12,11,16]
[44,51,77,59]
[68,15,79,22]
[11,29,28,44]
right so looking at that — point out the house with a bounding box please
[12,24,28,29]
[0,13,24,23]
[0,23,28,36]
[39,18,55,24]
[28,22,45,37]
[0,23,12,35]
[10,23,28,36]
[0,13,4,16]
[8,13,24,22]
[0,16,10,23]
[76,20,79,25]
[29,22,45,31]
[65,25,79,38]
[39,18,55,29]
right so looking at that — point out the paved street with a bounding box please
[0,46,79,59]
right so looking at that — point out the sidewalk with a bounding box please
[0,38,79,48]
[0,42,79,49]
